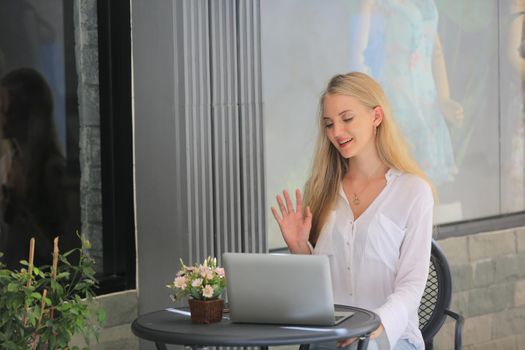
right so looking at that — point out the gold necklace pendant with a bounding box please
[352,193,360,205]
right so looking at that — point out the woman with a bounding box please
[271,72,434,350]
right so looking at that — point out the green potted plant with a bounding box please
[0,235,105,349]
[166,256,226,324]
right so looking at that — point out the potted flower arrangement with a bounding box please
[167,256,226,324]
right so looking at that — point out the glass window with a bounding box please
[0,0,81,266]
[499,0,525,213]
[262,0,525,249]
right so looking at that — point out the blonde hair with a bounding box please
[304,72,434,245]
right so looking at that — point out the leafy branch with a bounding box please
[0,234,105,350]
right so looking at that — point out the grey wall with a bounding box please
[132,2,266,347]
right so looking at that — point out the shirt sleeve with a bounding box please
[372,186,434,349]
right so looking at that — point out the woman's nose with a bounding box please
[332,121,344,136]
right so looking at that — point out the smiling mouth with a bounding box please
[339,138,353,146]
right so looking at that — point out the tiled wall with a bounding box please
[70,290,139,349]
[434,227,525,350]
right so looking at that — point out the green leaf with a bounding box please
[57,271,70,279]
[51,279,64,296]
[97,309,106,324]
[6,283,18,292]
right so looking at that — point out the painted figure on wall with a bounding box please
[350,0,463,186]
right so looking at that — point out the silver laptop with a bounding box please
[222,253,354,326]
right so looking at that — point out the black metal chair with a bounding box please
[418,240,464,350]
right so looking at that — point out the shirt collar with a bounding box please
[385,168,402,183]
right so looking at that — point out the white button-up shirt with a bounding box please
[313,169,433,350]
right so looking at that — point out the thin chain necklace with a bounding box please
[352,182,373,205]
[348,166,385,206]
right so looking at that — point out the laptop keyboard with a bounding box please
[335,315,347,321]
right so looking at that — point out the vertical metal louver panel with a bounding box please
[182,0,214,264]
[237,0,265,253]
[178,0,265,266]
[210,0,244,258]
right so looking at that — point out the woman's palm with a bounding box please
[271,189,312,253]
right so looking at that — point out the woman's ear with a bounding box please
[373,106,384,127]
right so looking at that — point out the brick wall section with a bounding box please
[72,3,137,348]
[74,0,103,271]
[434,227,525,350]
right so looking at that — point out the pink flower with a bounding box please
[200,267,210,278]
[202,285,214,298]
[192,278,203,287]
[215,267,225,278]
[174,276,187,289]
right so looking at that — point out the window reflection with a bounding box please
[0,0,81,269]
[350,0,461,188]
[501,0,525,213]
[261,0,525,249]
[0,68,70,268]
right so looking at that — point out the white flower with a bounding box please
[174,276,187,289]
[192,278,203,287]
[202,285,214,298]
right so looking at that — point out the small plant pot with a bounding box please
[188,298,224,324]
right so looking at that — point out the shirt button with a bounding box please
[346,242,350,246]
[347,266,350,271]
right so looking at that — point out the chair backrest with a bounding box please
[418,240,452,343]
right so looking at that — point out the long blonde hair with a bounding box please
[304,72,434,245]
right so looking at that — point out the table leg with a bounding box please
[155,342,168,350]
[298,344,310,350]
[260,347,269,350]
[356,336,370,350]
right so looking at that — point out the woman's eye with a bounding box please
[343,116,354,122]
[324,123,333,128]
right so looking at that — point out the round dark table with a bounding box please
[132,305,380,350]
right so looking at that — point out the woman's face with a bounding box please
[322,93,378,159]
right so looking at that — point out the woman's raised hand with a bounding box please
[271,189,312,254]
